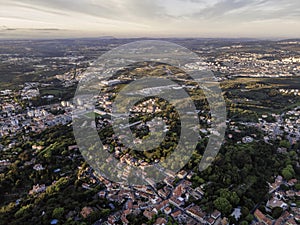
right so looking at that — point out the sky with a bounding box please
[0,0,299,39]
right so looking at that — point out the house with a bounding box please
[143,210,155,220]
[98,191,106,198]
[274,211,294,225]
[182,180,192,187]
[186,205,206,223]
[266,197,288,210]
[177,170,188,179]
[29,184,46,195]
[169,196,184,207]
[207,217,215,225]
[211,210,221,220]
[150,196,161,204]
[80,206,94,218]
[220,217,229,225]
[173,185,184,197]
[274,216,285,225]
[159,186,171,199]
[33,164,44,171]
[164,177,175,187]
[195,187,204,196]
[242,136,254,143]
[158,189,168,199]
[154,217,167,225]
[171,210,182,219]
[145,178,156,187]
[287,179,297,187]
[121,214,129,225]
[164,207,172,215]
[153,204,164,214]
[68,145,78,151]
[286,190,295,198]
[32,145,44,151]
[101,79,121,86]
[254,209,273,225]
[277,147,287,154]
[82,183,91,190]
[286,218,297,225]
[107,214,117,225]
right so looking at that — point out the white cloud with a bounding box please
[0,0,299,38]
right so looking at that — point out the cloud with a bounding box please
[189,0,300,22]
[6,0,168,23]
[0,0,299,38]
[0,25,17,31]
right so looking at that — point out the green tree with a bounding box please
[14,204,32,218]
[240,221,249,225]
[52,207,64,219]
[245,214,254,222]
[214,197,232,215]
[272,207,283,219]
[281,165,295,180]
[229,192,240,206]
[100,209,110,217]
[279,140,290,149]
[219,189,240,206]
[241,207,249,217]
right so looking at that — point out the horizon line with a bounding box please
[0,36,299,42]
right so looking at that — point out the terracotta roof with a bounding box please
[171,210,182,218]
[154,217,167,225]
[254,209,273,225]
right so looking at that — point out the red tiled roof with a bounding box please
[254,209,273,225]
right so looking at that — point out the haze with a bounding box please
[0,0,300,39]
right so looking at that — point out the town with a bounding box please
[0,38,299,225]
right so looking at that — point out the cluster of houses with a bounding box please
[29,184,46,195]
[253,176,300,225]
[279,89,300,96]
[258,107,300,145]
[78,167,226,225]
[232,107,300,147]
[208,51,300,79]
[0,90,72,138]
